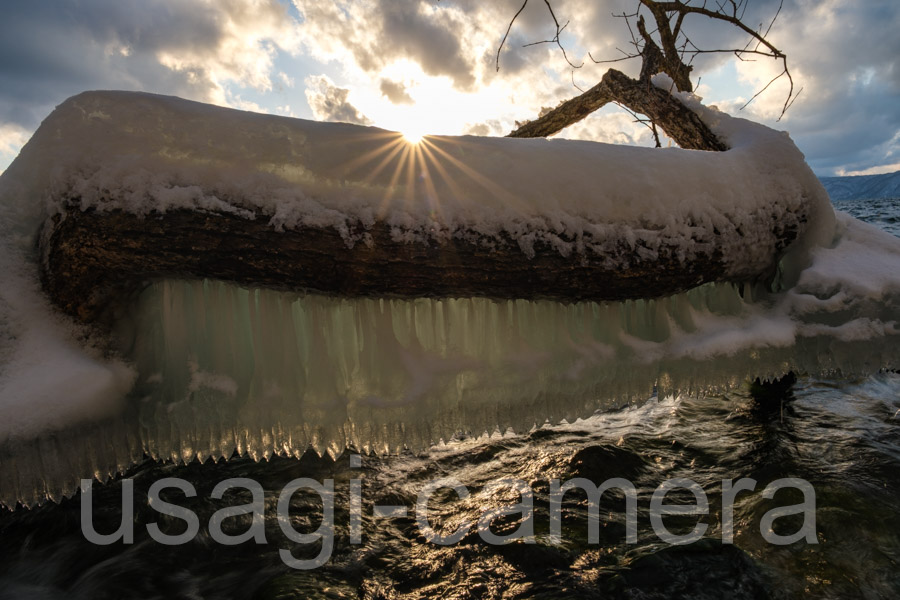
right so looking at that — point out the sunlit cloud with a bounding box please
[560,108,660,147]
[150,0,303,106]
[380,79,414,105]
[291,0,486,90]
[304,74,373,125]
[836,162,900,177]
[0,122,30,175]
[0,0,897,177]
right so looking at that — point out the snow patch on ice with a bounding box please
[0,312,134,439]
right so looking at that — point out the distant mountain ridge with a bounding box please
[819,170,900,200]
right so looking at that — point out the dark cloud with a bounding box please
[379,79,414,105]
[294,0,482,90]
[749,0,900,174]
[381,3,473,88]
[304,75,372,125]
[0,0,296,130]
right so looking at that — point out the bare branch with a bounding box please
[571,70,585,93]
[497,0,529,72]
[739,65,797,121]
[648,1,784,58]
[616,102,663,147]
[762,0,783,39]
[588,51,639,65]
[497,0,583,71]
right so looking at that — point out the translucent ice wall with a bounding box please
[4,213,899,507]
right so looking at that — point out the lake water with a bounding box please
[832,197,900,238]
[1,199,898,600]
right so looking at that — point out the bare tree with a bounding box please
[499,0,796,150]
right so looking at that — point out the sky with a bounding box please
[0,0,898,177]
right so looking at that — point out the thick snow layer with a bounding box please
[1,89,895,506]
[6,90,834,264]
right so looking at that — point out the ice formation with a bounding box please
[0,91,897,506]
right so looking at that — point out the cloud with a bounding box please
[0,0,302,131]
[837,159,900,177]
[304,75,373,125]
[290,0,600,139]
[0,122,31,175]
[699,0,900,174]
[293,0,484,91]
[1,0,896,176]
[463,122,493,136]
[379,79,414,105]
[560,107,660,147]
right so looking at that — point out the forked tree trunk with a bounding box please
[507,68,725,152]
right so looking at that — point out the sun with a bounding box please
[371,61,451,144]
[402,129,424,144]
[398,117,428,144]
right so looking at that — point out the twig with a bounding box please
[497,0,529,72]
